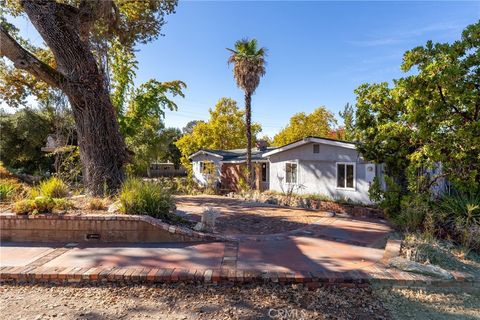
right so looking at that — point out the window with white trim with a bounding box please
[285,162,298,184]
[200,161,215,175]
[337,163,355,189]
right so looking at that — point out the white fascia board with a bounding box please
[262,137,356,158]
[189,150,223,160]
[221,159,270,164]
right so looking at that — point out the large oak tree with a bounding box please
[0,0,177,195]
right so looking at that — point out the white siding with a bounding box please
[267,142,376,204]
[190,154,222,186]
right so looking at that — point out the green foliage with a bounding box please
[338,103,356,141]
[13,196,73,215]
[119,178,175,220]
[396,195,431,232]
[273,106,337,146]
[369,176,402,218]
[0,179,16,202]
[0,108,53,173]
[227,38,267,95]
[115,78,186,175]
[355,22,480,194]
[436,191,480,250]
[38,177,69,198]
[175,98,262,172]
[2,0,178,109]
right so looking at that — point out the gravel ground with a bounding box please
[0,283,388,320]
[1,283,478,320]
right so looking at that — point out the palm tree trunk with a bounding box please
[244,92,253,188]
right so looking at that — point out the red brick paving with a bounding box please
[1,197,478,290]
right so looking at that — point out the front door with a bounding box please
[260,162,269,191]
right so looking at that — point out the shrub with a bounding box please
[0,180,16,201]
[0,178,27,202]
[12,196,73,215]
[13,199,34,215]
[52,198,74,211]
[119,178,175,220]
[38,177,69,198]
[436,190,480,250]
[395,195,431,232]
[88,197,107,210]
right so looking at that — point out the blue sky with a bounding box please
[5,1,480,137]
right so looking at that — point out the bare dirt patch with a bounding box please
[175,195,327,235]
[0,283,388,320]
[376,287,480,320]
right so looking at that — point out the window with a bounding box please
[337,163,355,189]
[313,144,320,153]
[285,162,298,184]
[200,161,215,175]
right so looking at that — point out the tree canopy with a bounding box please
[175,97,262,172]
[355,22,480,201]
[0,0,179,195]
[273,106,337,146]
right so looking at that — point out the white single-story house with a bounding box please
[189,137,383,204]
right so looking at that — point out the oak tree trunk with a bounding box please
[1,0,129,195]
[244,92,253,188]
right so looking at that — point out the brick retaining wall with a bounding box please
[0,214,225,243]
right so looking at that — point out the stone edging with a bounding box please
[0,213,228,243]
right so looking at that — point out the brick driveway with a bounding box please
[0,195,393,277]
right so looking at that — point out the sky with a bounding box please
[4,1,480,137]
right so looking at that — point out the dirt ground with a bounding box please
[1,284,478,320]
[175,195,327,235]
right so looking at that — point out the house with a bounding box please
[189,141,275,192]
[189,137,381,204]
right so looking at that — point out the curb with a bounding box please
[1,265,478,291]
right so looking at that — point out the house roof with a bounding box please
[262,136,357,157]
[189,147,276,163]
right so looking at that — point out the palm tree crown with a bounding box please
[227,38,267,95]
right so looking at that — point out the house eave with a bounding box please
[263,137,356,157]
[189,150,224,160]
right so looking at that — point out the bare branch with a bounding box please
[0,26,64,88]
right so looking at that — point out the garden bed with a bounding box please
[225,191,384,219]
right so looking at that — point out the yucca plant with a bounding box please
[437,190,480,250]
[437,191,480,228]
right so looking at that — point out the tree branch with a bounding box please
[78,0,118,41]
[0,26,64,88]
[437,85,472,122]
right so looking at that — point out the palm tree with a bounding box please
[227,38,267,188]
